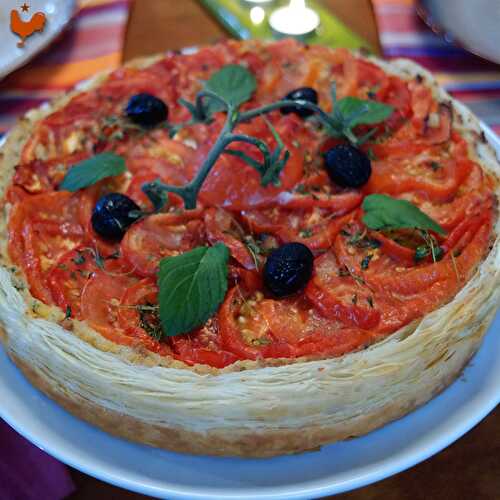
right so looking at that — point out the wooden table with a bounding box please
[69,1,499,498]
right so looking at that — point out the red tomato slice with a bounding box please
[47,246,132,318]
[367,140,472,202]
[8,192,86,302]
[170,322,240,369]
[80,271,136,333]
[204,208,255,269]
[219,285,375,360]
[121,211,205,277]
[241,207,353,251]
[13,151,90,194]
[306,251,381,329]
[196,115,313,209]
[218,287,297,360]
[117,278,177,356]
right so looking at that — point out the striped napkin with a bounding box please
[0,1,130,498]
[0,0,130,137]
[373,0,500,136]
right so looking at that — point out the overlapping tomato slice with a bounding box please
[121,211,205,277]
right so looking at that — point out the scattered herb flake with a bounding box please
[361,254,373,270]
[299,228,314,238]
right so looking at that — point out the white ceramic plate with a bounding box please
[0,128,499,500]
[417,0,500,64]
[0,0,76,80]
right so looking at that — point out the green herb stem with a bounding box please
[239,99,336,129]
[146,102,238,209]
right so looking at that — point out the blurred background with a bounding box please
[0,1,498,499]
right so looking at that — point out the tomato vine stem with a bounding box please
[143,94,342,210]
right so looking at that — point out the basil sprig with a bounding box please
[204,64,257,114]
[325,84,394,145]
[59,152,125,192]
[362,194,446,235]
[158,243,229,337]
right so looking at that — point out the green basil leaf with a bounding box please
[362,194,446,235]
[158,243,229,337]
[59,152,126,192]
[204,64,257,114]
[336,97,393,127]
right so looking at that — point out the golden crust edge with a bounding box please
[3,311,491,457]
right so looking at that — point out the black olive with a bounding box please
[324,144,372,188]
[263,242,314,297]
[280,87,318,118]
[91,193,141,241]
[125,93,168,127]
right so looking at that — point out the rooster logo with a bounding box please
[10,3,47,48]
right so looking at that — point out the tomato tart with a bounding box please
[0,39,499,457]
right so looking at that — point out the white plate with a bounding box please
[417,0,500,64]
[0,127,499,500]
[0,0,76,80]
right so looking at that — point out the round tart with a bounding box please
[0,39,499,457]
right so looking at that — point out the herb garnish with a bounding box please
[59,153,126,192]
[158,243,229,337]
[137,303,162,341]
[361,254,373,270]
[324,84,394,146]
[362,194,446,235]
[415,230,444,263]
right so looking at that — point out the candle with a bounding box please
[250,6,266,25]
[269,0,320,37]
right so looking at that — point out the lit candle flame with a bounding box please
[269,0,320,36]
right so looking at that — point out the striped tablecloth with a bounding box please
[373,0,500,136]
[0,0,130,137]
[0,2,131,498]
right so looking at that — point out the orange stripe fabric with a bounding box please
[0,0,130,134]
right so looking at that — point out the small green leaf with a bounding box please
[158,243,230,337]
[362,194,446,235]
[204,64,257,114]
[336,97,393,127]
[59,153,126,192]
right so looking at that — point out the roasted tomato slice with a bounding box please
[170,319,240,369]
[13,151,90,194]
[80,270,137,334]
[47,246,131,318]
[306,252,381,330]
[196,115,314,209]
[204,208,256,269]
[121,211,205,277]
[367,137,472,202]
[8,191,86,302]
[219,286,374,360]
[117,278,176,356]
[241,206,354,251]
